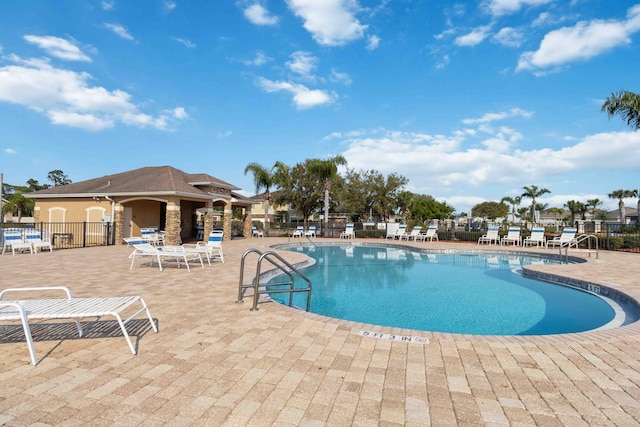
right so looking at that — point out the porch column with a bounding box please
[223,200,232,241]
[203,201,214,238]
[114,204,124,245]
[244,207,253,239]
[166,202,181,245]
[33,206,41,223]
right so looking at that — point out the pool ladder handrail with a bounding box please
[560,233,598,262]
[237,248,312,312]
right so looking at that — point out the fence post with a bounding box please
[82,222,87,248]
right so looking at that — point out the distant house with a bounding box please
[26,166,254,245]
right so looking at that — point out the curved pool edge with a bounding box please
[265,240,640,343]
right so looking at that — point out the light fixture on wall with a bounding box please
[93,196,101,202]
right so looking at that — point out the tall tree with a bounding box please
[548,207,565,229]
[564,200,584,224]
[608,189,638,224]
[500,195,521,224]
[586,198,603,219]
[244,162,278,235]
[601,90,640,130]
[272,160,324,228]
[396,191,414,221]
[308,155,347,232]
[47,170,72,186]
[471,201,509,221]
[521,185,551,224]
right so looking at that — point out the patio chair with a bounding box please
[141,228,160,246]
[2,230,33,255]
[0,286,157,365]
[546,227,578,249]
[401,226,422,241]
[251,226,264,238]
[292,226,304,238]
[393,224,407,240]
[195,230,224,264]
[305,226,317,238]
[500,227,522,246]
[478,226,500,245]
[523,227,546,247]
[420,226,439,242]
[24,229,53,253]
[340,223,355,239]
[129,243,204,272]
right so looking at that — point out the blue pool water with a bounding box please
[268,244,617,336]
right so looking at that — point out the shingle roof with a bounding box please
[26,166,240,199]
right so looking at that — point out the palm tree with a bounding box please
[308,154,347,232]
[521,185,551,225]
[548,207,564,230]
[516,207,530,227]
[500,195,521,224]
[396,191,414,222]
[564,200,584,225]
[601,90,640,130]
[608,189,639,224]
[244,162,278,235]
[586,198,602,219]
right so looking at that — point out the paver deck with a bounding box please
[1,238,640,426]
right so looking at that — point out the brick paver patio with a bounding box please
[1,238,640,426]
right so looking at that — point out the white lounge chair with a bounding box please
[478,226,500,245]
[141,228,161,246]
[420,226,439,242]
[523,227,546,247]
[500,227,522,246]
[24,229,53,253]
[304,226,317,238]
[340,223,355,239]
[195,231,224,264]
[392,224,407,240]
[0,286,157,365]
[385,223,400,240]
[292,226,304,238]
[2,230,33,255]
[546,228,578,249]
[251,226,264,238]
[129,244,204,272]
[402,226,423,241]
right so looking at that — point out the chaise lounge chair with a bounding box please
[419,225,439,242]
[0,286,157,365]
[402,226,423,241]
[546,227,578,249]
[478,226,500,245]
[2,230,33,255]
[251,226,264,238]
[24,229,53,253]
[340,223,355,239]
[523,227,546,247]
[129,243,204,272]
[305,226,317,238]
[292,226,304,238]
[500,227,522,246]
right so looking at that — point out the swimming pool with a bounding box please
[268,243,628,336]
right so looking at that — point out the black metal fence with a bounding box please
[1,222,113,250]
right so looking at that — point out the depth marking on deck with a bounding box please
[359,331,429,344]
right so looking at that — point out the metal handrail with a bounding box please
[237,248,312,312]
[560,233,599,261]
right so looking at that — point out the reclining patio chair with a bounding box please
[2,230,33,255]
[0,286,157,365]
[420,226,439,242]
[251,226,264,238]
[24,229,53,253]
[478,226,500,245]
[500,227,522,246]
[401,226,422,241]
[194,230,224,264]
[129,243,204,272]
[340,223,355,239]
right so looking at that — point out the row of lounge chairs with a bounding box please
[2,229,53,255]
[385,225,439,242]
[478,226,578,249]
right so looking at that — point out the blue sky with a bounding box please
[1,0,639,214]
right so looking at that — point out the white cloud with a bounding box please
[462,108,533,125]
[0,55,186,131]
[286,51,317,79]
[5,148,18,155]
[243,3,279,25]
[242,51,272,66]
[163,1,176,12]
[366,35,380,50]
[330,68,352,85]
[171,37,196,48]
[23,35,91,62]
[517,4,640,72]
[256,77,334,109]
[285,0,367,46]
[337,128,640,211]
[492,27,524,47]
[454,25,491,46]
[483,0,554,18]
[101,1,114,10]
[104,23,135,41]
